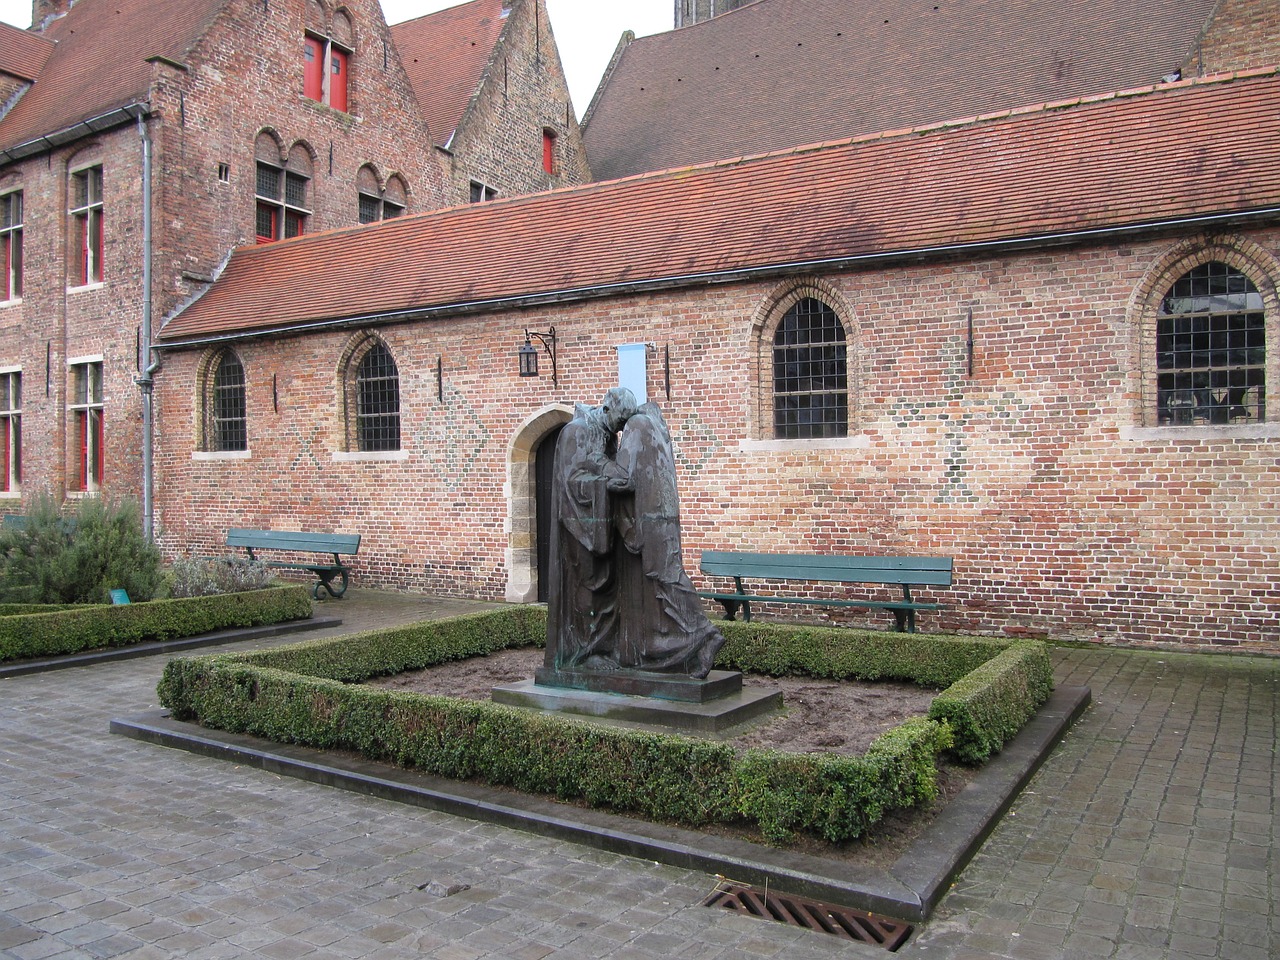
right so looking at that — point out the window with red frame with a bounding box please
[304,35,349,112]
[1,192,22,302]
[70,167,103,286]
[542,128,557,175]
[255,162,309,243]
[0,370,20,493]
[70,361,103,492]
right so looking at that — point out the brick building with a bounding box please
[154,70,1280,652]
[584,0,1280,182]
[392,0,589,205]
[673,0,756,29]
[0,0,580,532]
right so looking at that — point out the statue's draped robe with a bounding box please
[612,407,725,677]
[544,411,619,672]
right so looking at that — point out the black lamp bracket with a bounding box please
[525,326,557,386]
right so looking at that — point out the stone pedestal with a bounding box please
[492,670,783,734]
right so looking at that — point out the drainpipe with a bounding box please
[133,110,160,541]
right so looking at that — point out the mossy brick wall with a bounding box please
[152,227,1280,651]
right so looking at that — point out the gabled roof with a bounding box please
[0,0,225,156]
[158,69,1280,345]
[0,22,55,83]
[583,0,1222,181]
[390,0,508,149]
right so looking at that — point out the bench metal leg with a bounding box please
[314,569,349,600]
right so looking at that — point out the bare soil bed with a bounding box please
[367,647,974,865]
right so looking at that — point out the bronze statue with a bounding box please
[544,390,725,680]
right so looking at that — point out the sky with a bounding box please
[0,0,672,112]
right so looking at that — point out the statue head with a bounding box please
[600,387,638,433]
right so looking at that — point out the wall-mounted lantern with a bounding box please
[519,326,557,386]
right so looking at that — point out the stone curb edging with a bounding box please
[0,616,342,679]
[111,685,1089,923]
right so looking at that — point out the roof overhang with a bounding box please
[0,102,149,166]
[154,205,1280,351]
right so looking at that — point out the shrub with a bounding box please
[0,493,163,604]
[167,555,277,598]
[158,607,1052,844]
[0,586,312,662]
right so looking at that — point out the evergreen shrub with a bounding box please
[158,607,1052,843]
[0,586,312,662]
[0,493,163,604]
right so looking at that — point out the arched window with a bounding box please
[1156,262,1266,425]
[772,297,848,439]
[256,141,312,243]
[206,350,247,451]
[354,342,400,451]
[356,166,407,223]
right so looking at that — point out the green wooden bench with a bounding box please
[226,529,361,600]
[698,551,953,633]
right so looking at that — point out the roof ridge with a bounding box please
[590,65,1280,187]
[220,65,1280,261]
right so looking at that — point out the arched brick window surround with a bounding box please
[748,278,859,441]
[1129,237,1280,427]
[337,332,400,452]
[195,346,248,452]
[505,403,573,602]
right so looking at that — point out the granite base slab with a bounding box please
[491,677,783,733]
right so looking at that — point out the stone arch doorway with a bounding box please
[505,404,573,603]
[533,424,564,602]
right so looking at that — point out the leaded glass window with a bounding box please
[773,297,848,439]
[355,343,400,451]
[211,352,247,451]
[1157,262,1266,425]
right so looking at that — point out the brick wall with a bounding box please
[0,129,148,502]
[151,0,449,322]
[446,0,590,204]
[152,227,1280,652]
[1194,0,1280,75]
[0,0,451,507]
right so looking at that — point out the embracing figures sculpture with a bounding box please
[544,388,725,681]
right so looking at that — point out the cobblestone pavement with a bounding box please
[2,592,1277,959]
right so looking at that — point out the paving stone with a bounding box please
[4,593,1277,959]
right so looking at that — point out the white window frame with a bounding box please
[68,357,104,493]
[68,165,105,289]
[0,366,21,495]
[1,191,22,303]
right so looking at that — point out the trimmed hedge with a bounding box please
[0,586,313,663]
[716,620,1053,764]
[158,607,1051,843]
[928,641,1054,763]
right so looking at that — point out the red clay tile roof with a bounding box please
[0,22,55,83]
[158,70,1280,345]
[583,0,1223,181]
[0,0,224,154]
[390,0,507,149]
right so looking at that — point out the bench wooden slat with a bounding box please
[226,529,360,599]
[697,550,952,632]
[700,551,952,586]
[227,529,361,555]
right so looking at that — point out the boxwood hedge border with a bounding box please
[159,607,1051,844]
[0,586,313,663]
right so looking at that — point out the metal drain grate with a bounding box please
[703,882,913,950]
